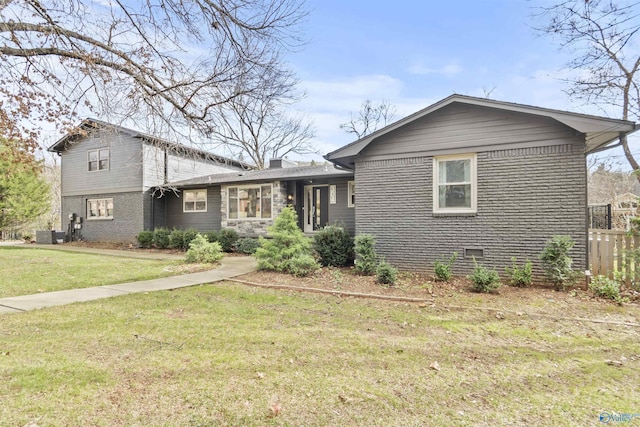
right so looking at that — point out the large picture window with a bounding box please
[88,148,109,171]
[87,198,114,219]
[183,189,207,212]
[433,154,477,214]
[228,185,272,219]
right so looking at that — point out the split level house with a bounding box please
[50,95,638,276]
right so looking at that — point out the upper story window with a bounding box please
[433,153,477,214]
[88,148,109,172]
[348,181,355,208]
[228,184,272,220]
[87,198,114,219]
[183,189,207,212]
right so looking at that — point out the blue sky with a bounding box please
[285,0,638,167]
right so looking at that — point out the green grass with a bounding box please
[0,247,186,298]
[1,283,639,426]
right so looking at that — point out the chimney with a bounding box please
[268,158,298,169]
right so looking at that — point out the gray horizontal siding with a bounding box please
[359,103,579,161]
[62,192,144,243]
[355,143,587,279]
[165,186,221,232]
[61,131,143,196]
[166,153,243,183]
[142,144,166,189]
[328,178,355,234]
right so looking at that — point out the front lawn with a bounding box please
[1,282,639,426]
[0,247,199,298]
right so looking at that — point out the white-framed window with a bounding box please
[228,184,272,220]
[433,153,477,214]
[87,198,114,219]
[348,181,355,208]
[88,148,109,172]
[183,189,207,212]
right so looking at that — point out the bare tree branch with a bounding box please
[339,99,396,139]
[534,1,640,178]
[0,0,308,152]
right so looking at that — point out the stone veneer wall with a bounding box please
[220,181,288,236]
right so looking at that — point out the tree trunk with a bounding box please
[620,133,640,184]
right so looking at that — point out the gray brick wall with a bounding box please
[62,192,145,243]
[355,143,587,279]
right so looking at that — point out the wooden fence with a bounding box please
[589,229,640,284]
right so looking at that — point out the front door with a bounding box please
[304,185,329,232]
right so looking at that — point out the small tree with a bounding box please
[354,234,378,275]
[254,207,319,276]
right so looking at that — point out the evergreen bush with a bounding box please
[205,230,220,244]
[313,225,354,267]
[468,259,502,293]
[254,207,320,276]
[539,235,577,290]
[376,260,398,285]
[235,237,261,255]
[218,228,239,252]
[182,228,199,251]
[434,252,457,281]
[354,234,377,275]
[505,257,533,287]
[153,228,171,249]
[185,234,224,264]
[169,229,185,250]
[136,230,153,248]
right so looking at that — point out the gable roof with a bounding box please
[48,118,251,170]
[167,164,353,188]
[325,94,638,169]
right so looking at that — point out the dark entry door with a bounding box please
[313,186,329,230]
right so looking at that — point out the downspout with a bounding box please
[584,148,590,285]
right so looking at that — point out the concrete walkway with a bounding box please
[0,247,257,314]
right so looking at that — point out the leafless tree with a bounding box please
[0,0,307,151]
[340,99,396,139]
[207,69,317,169]
[534,0,640,179]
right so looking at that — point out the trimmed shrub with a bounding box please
[505,257,533,287]
[288,254,320,277]
[539,235,577,290]
[589,275,622,302]
[218,228,239,252]
[313,225,354,267]
[354,234,377,275]
[377,260,398,285]
[255,207,320,276]
[183,228,199,251]
[468,259,502,293]
[153,228,171,249]
[434,252,457,282]
[234,237,261,255]
[136,230,153,248]
[169,229,186,250]
[185,234,224,264]
[205,230,220,244]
